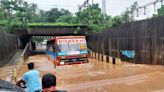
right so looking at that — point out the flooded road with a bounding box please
[1,55,164,92]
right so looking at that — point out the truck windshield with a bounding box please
[69,44,80,51]
[58,44,69,51]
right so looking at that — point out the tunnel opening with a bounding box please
[30,36,54,56]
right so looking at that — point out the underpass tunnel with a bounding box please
[30,36,54,55]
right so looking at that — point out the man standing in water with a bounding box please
[16,62,42,92]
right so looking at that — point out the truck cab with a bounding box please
[46,36,88,67]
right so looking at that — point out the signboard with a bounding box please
[68,51,80,55]
[57,39,86,44]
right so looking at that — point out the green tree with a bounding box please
[31,9,47,22]
[0,0,14,19]
[30,8,74,23]
[108,16,122,27]
[46,8,62,22]
[60,9,71,16]
[56,15,78,23]
[0,0,39,32]
[156,5,164,16]
[120,2,138,23]
[21,2,38,22]
[76,4,105,32]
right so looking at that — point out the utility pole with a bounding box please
[102,0,106,15]
[92,0,94,5]
[102,0,107,27]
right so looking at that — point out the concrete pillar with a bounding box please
[92,51,94,58]
[99,54,101,61]
[96,53,99,60]
[109,56,113,64]
[103,55,107,62]
[115,58,122,65]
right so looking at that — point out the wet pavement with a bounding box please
[1,55,164,92]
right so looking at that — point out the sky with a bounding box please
[25,0,163,20]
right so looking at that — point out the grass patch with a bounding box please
[28,22,87,27]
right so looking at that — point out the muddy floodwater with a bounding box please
[1,55,164,92]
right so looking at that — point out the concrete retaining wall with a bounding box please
[0,31,18,67]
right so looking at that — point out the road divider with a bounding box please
[89,50,121,65]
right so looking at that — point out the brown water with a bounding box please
[1,55,164,92]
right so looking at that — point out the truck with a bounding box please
[46,36,88,67]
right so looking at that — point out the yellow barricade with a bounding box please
[115,58,122,65]
[91,51,93,58]
[96,53,99,59]
[109,56,113,64]
[99,54,102,61]
[93,52,96,58]
[13,67,17,82]
[103,55,107,62]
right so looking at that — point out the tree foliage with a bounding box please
[0,0,38,32]
[120,2,138,23]
[31,3,107,32]
[30,8,73,23]
[0,0,140,33]
[108,16,122,27]
[76,4,106,32]
[56,15,78,23]
[106,2,138,28]
[156,5,164,17]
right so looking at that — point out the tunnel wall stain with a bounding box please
[88,17,164,65]
[0,30,18,67]
[27,26,90,36]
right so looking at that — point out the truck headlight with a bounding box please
[60,62,64,65]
